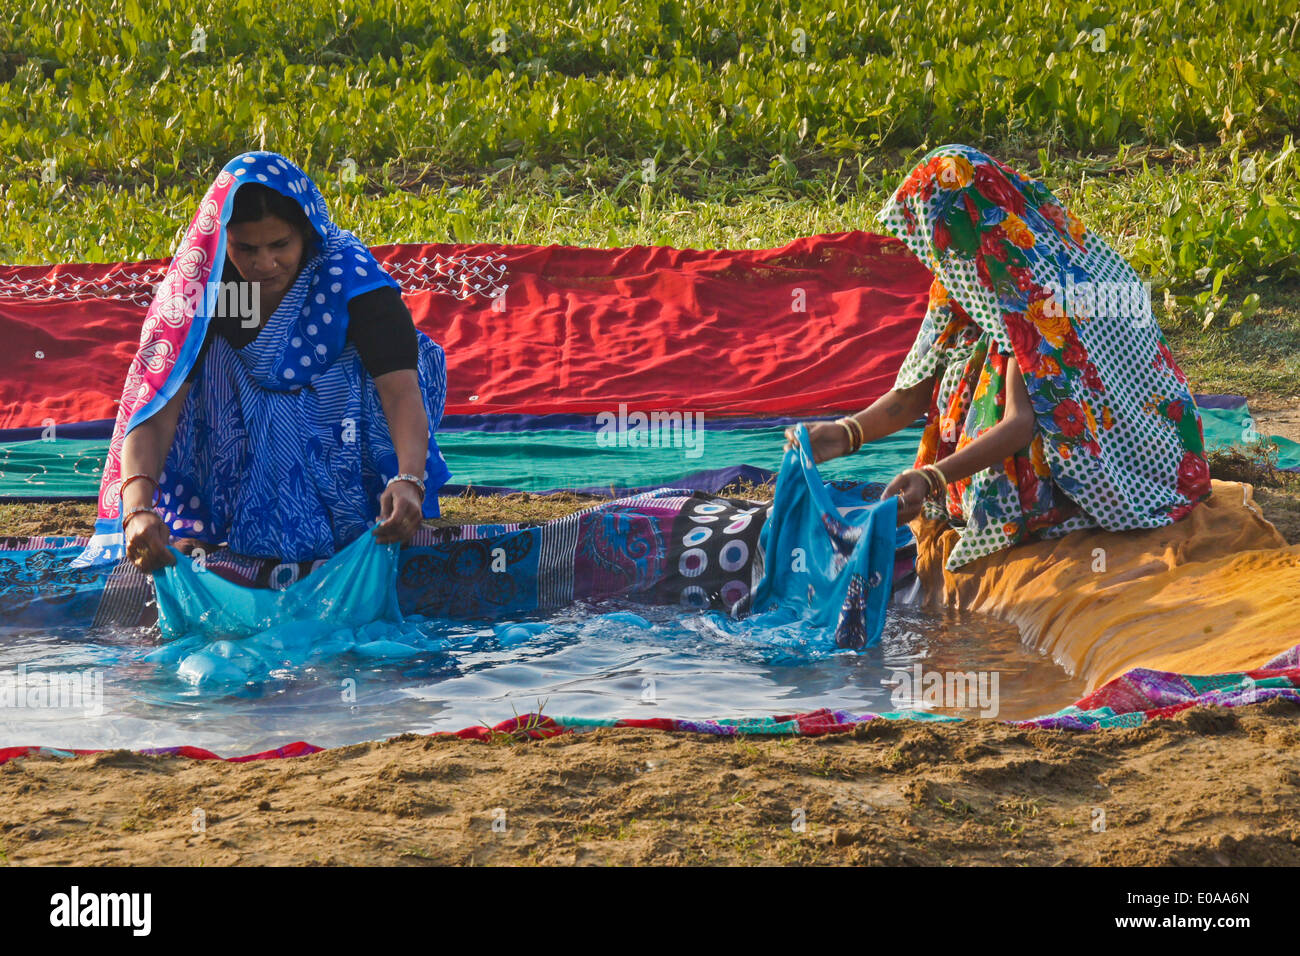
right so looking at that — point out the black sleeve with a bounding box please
[184,325,214,383]
[183,257,240,384]
[346,286,419,377]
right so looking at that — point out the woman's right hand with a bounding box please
[783,421,852,464]
[880,470,931,526]
[124,511,177,573]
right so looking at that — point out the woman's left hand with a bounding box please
[373,479,425,544]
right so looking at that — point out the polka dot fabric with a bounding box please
[74,150,414,568]
[667,496,767,613]
[877,145,1211,571]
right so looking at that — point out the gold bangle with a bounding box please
[922,464,949,499]
[836,416,863,453]
[900,468,927,492]
[835,419,856,452]
[903,467,939,502]
[846,416,864,448]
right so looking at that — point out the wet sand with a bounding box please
[2,701,1298,865]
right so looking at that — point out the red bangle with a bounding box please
[119,473,159,504]
[121,507,159,533]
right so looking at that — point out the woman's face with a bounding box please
[225,214,307,296]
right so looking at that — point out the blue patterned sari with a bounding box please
[91,152,451,564]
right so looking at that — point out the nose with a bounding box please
[252,251,278,277]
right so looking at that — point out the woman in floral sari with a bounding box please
[788,144,1211,572]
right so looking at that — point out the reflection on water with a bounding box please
[0,602,1085,756]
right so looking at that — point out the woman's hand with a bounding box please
[173,538,205,556]
[373,479,424,544]
[783,421,852,464]
[125,511,177,572]
[880,470,931,526]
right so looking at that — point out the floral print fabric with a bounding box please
[877,144,1211,570]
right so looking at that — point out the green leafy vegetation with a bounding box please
[1,0,1298,342]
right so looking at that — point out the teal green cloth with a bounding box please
[0,438,108,498]
[1198,405,1300,469]
[0,426,922,496]
[437,426,923,490]
[3,405,1297,499]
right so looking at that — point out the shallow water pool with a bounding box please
[0,598,1086,757]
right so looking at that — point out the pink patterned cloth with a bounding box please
[72,166,241,566]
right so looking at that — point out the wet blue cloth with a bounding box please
[749,425,905,649]
[148,529,448,687]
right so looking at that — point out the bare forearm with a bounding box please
[931,415,1034,486]
[389,395,430,476]
[120,428,165,510]
[119,385,188,510]
[845,377,934,445]
[375,371,430,477]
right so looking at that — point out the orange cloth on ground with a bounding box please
[910,480,1300,691]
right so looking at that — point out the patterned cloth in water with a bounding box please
[746,425,905,649]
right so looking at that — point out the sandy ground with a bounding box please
[0,407,1297,866]
[1249,394,1300,444]
[2,701,1298,866]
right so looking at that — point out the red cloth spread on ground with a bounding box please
[0,231,931,429]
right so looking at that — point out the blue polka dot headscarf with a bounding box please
[216,151,400,390]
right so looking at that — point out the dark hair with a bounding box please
[228,182,318,251]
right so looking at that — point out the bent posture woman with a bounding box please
[789,144,1211,572]
[75,151,451,571]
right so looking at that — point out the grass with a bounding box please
[1166,280,1300,397]
[429,491,604,527]
[2,0,1298,297]
[1205,441,1298,488]
[2,4,1299,399]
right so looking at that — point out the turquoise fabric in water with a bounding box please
[148,530,448,687]
[138,431,905,692]
[748,425,904,649]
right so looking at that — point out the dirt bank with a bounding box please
[1,700,1298,866]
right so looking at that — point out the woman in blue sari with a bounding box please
[83,151,451,572]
